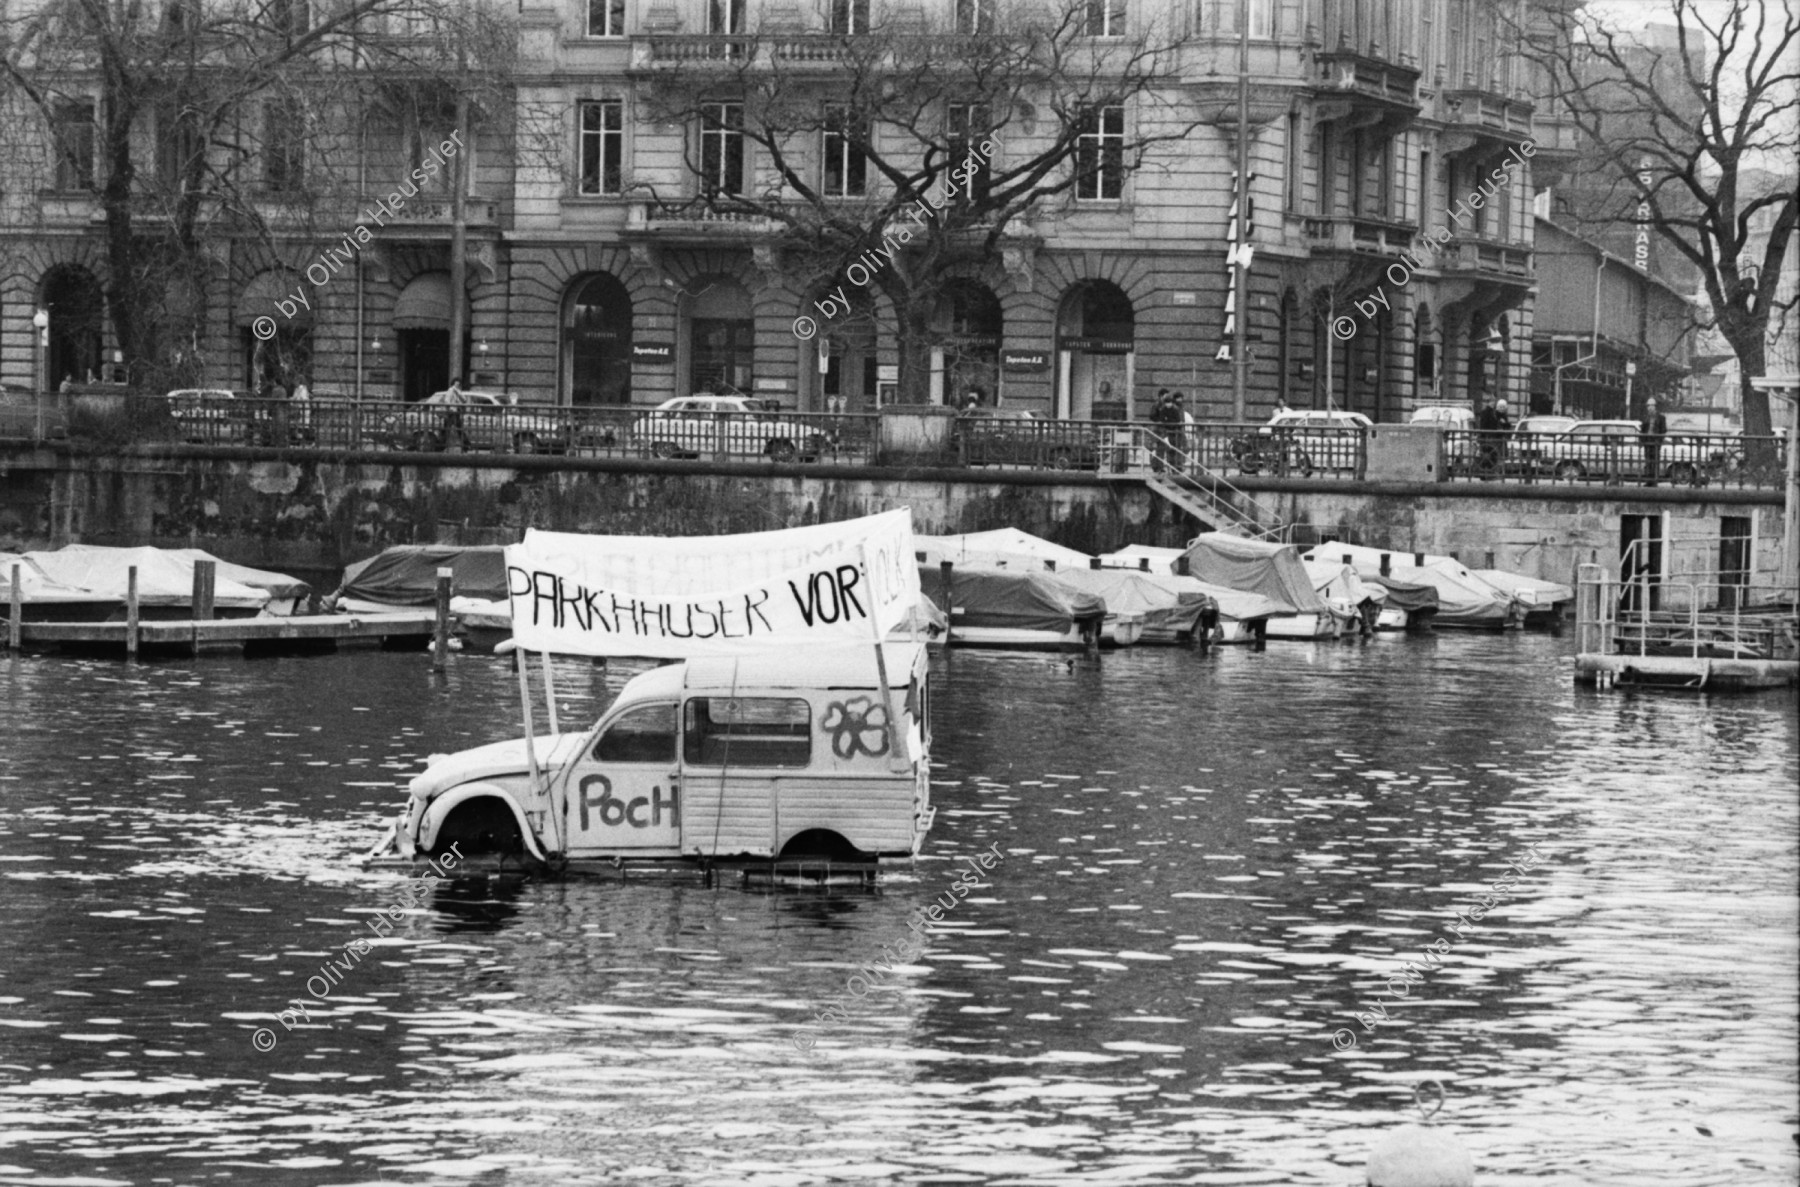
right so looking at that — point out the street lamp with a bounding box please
[31,308,49,392]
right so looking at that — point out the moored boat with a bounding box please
[1183,533,1349,640]
[24,545,274,619]
[919,565,1107,650]
[332,545,509,614]
[0,552,124,621]
[1052,567,1215,645]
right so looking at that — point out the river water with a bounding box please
[0,635,1794,1186]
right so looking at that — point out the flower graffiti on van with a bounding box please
[822,696,890,759]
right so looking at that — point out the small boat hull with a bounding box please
[1264,612,1343,640]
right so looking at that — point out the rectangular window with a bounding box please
[264,101,304,191]
[52,103,95,191]
[1417,149,1430,232]
[157,107,203,190]
[699,102,744,195]
[683,697,811,767]
[587,0,624,35]
[948,101,992,203]
[1198,0,1271,36]
[708,0,743,34]
[956,0,992,34]
[830,0,867,34]
[822,105,867,197]
[1075,105,1124,200]
[579,100,624,195]
[410,117,459,195]
[1285,111,1301,212]
[1085,0,1124,37]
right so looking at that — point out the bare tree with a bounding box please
[637,0,1208,403]
[1522,0,1798,444]
[0,0,519,394]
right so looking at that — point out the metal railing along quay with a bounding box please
[1442,428,1786,491]
[0,391,1788,492]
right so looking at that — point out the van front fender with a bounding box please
[417,784,551,861]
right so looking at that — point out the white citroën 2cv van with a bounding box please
[372,643,933,875]
[368,511,935,878]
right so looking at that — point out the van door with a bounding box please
[561,701,682,855]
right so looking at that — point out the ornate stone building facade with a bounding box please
[1,0,1575,422]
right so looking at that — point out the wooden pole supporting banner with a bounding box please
[434,568,452,670]
[8,563,21,651]
[126,566,140,658]
[541,650,560,734]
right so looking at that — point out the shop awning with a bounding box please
[392,271,468,331]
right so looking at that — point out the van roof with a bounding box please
[618,643,927,702]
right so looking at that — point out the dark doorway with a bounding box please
[43,266,106,388]
[566,273,633,405]
[1620,513,1664,615]
[692,317,754,393]
[401,329,466,402]
[1718,516,1751,610]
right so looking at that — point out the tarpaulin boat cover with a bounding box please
[1380,563,1510,627]
[164,548,310,604]
[0,551,123,610]
[1303,560,1386,610]
[918,565,1106,631]
[916,528,1094,572]
[1360,573,1439,614]
[508,510,919,658]
[1181,533,1329,616]
[1473,569,1574,607]
[27,545,270,611]
[335,545,510,606]
[1050,568,1209,635]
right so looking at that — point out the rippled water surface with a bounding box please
[0,635,1795,1186]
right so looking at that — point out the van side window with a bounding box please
[593,703,678,764]
[683,697,811,767]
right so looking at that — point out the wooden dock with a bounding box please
[8,557,448,659]
[15,610,440,657]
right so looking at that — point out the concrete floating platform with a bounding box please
[1576,652,1799,690]
[16,611,439,657]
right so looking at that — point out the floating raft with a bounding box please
[1575,653,1798,690]
[15,610,438,657]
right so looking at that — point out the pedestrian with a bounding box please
[1475,397,1511,477]
[1150,389,1182,473]
[1169,391,1191,469]
[960,386,982,413]
[58,373,74,394]
[1639,397,1667,486]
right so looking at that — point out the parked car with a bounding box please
[1507,414,1582,475]
[957,408,1102,470]
[164,389,252,443]
[386,390,573,454]
[1532,419,1736,485]
[1407,404,1475,429]
[632,395,827,461]
[1235,409,1372,476]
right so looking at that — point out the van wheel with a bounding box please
[1554,460,1584,481]
[765,438,797,461]
[777,829,869,862]
[1667,461,1697,486]
[513,432,540,454]
[431,799,524,859]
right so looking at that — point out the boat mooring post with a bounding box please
[1576,563,1605,657]
[433,567,452,670]
[126,565,140,659]
[7,562,20,651]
